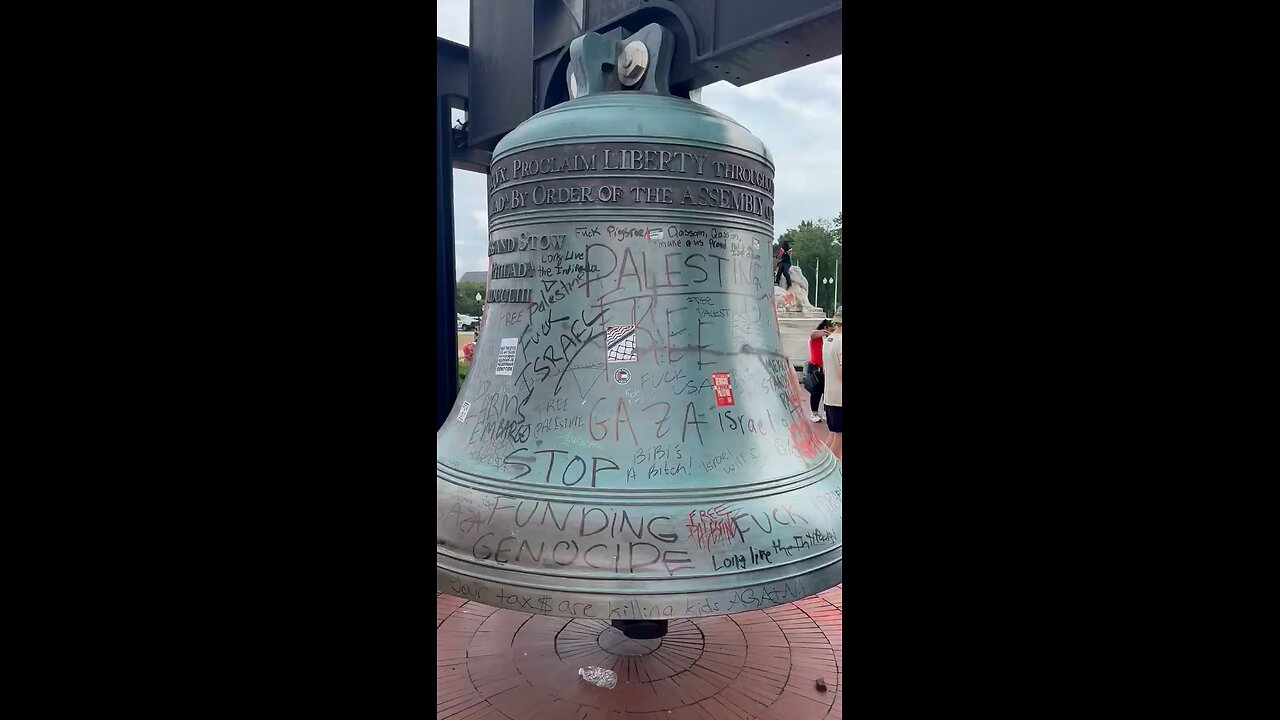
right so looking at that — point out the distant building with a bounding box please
[457,271,487,285]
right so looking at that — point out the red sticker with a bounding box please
[712,372,734,407]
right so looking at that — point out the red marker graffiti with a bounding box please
[789,421,821,459]
[685,504,741,549]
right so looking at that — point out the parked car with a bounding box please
[456,314,479,331]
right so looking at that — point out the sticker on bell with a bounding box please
[605,325,638,363]
[712,372,734,407]
[495,338,518,376]
[457,401,472,422]
[646,228,664,241]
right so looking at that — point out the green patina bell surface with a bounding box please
[437,25,841,621]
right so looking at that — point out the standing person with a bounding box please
[821,316,843,458]
[774,238,793,289]
[804,319,833,422]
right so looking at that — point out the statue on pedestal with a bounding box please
[774,266,823,316]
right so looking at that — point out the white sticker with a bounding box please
[495,338,518,376]
[457,401,472,422]
[606,325,638,363]
[646,228,664,241]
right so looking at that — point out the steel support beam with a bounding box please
[451,147,491,174]
[435,92,459,429]
[436,38,492,428]
[436,38,474,429]
[438,38,470,100]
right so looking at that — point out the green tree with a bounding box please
[455,281,485,316]
[778,215,842,312]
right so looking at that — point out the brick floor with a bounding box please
[798,388,836,449]
[436,584,842,720]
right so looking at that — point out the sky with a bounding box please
[438,1,843,280]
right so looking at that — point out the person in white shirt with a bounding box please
[821,316,843,458]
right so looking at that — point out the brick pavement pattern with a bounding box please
[436,584,842,720]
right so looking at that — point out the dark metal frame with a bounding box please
[436,38,494,426]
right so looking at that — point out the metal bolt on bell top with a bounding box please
[617,41,648,86]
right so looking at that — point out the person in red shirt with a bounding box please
[803,319,833,422]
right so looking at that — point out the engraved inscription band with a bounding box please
[489,143,776,223]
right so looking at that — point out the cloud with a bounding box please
[701,57,843,238]
[437,1,468,44]
[452,171,490,280]
[440,0,842,277]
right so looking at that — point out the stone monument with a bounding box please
[773,266,826,369]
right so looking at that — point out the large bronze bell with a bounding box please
[437,24,842,631]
